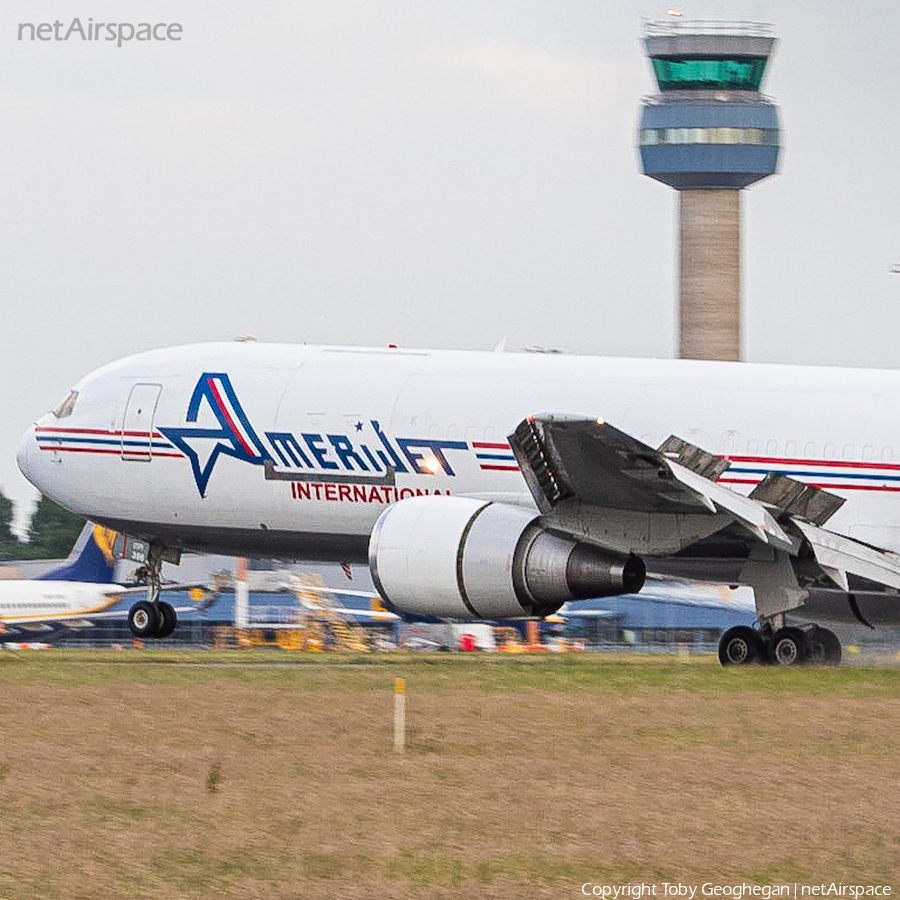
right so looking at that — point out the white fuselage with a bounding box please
[0,581,122,627]
[17,342,900,561]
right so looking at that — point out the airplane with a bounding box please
[17,339,900,666]
[0,522,214,641]
[0,522,176,639]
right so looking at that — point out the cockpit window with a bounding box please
[52,390,78,419]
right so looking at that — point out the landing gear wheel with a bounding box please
[718,625,763,666]
[155,601,178,639]
[821,628,842,665]
[807,626,841,666]
[768,627,808,666]
[128,600,161,639]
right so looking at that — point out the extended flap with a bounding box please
[750,472,845,526]
[792,519,900,591]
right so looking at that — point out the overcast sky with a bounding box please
[3,0,899,532]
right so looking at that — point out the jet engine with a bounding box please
[368,495,645,619]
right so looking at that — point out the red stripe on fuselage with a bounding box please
[36,426,167,439]
[38,446,183,458]
[726,454,900,472]
[719,476,900,492]
[206,378,255,457]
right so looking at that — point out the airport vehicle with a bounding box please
[17,341,900,664]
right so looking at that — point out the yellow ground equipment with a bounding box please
[289,573,370,652]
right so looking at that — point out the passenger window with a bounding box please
[721,430,737,455]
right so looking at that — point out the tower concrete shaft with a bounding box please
[638,20,780,362]
[679,189,740,361]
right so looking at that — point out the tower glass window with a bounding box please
[638,127,779,147]
[651,57,767,91]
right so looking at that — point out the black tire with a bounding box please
[155,601,178,639]
[815,627,842,665]
[768,627,808,666]
[718,625,761,666]
[128,600,160,639]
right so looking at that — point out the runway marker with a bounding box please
[393,677,406,753]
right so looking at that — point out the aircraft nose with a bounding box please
[16,423,42,488]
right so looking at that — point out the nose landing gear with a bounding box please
[127,599,177,639]
[127,545,178,640]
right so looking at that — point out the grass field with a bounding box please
[1,650,898,899]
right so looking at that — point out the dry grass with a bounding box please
[0,651,898,899]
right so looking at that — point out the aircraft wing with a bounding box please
[32,604,212,624]
[87,580,214,597]
[508,416,900,613]
[249,611,400,628]
[790,519,900,592]
[292,599,398,621]
[281,579,400,622]
[109,581,220,605]
[511,416,792,546]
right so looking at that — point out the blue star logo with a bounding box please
[159,373,271,497]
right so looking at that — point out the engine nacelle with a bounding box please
[368,495,645,619]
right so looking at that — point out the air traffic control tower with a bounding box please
[638,20,780,360]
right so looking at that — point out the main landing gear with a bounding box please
[127,548,178,640]
[718,623,842,667]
